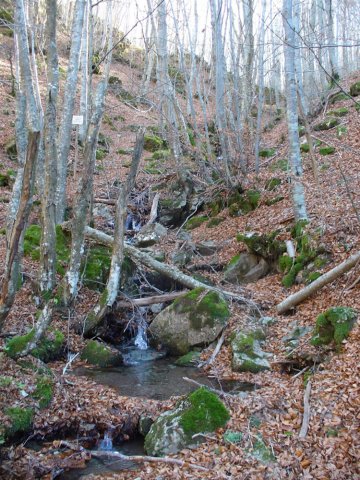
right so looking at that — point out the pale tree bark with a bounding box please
[209,0,233,183]
[242,0,255,123]
[56,0,86,223]
[282,0,308,221]
[254,0,267,172]
[277,250,360,314]
[40,0,59,293]
[62,80,107,306]
[82,130,144,333]
[0,0,41,328]
[78,0,90,144]
[325,0,338,80]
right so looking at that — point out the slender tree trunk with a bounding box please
[40,0,59,293]
[282,0,308,221]
[56,0,86,223]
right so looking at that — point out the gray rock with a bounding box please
[149,289,230,355]
[195,240,219,256]
[224,253,269,284]
[134,223,167,247]
[231,332,271,373]
[171,249,193,266]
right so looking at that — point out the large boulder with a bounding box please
[80,340,123,367]
[231,331,271,373]
[149,288,230,355]
[144,387,230,456]
[134,223,167,248]
[224,252,269,284]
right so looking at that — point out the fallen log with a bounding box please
[115,291,188,309]
[299,380,311,439]
[276,250,360,314]
[69,225,252,305]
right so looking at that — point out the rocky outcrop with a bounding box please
[144,387,230,456]
[134,223,167,248]
[149,288,230,355]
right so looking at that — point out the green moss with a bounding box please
[270,158,289,172]
[311,307,357,347]
[250,437,276,463]
[319,146,335,155]
[0,7,14,24]
[237,231,286,262]
[265,195,284,206]
[337,126,347,138]
[96,148,106,160]
[117,148,131,155]
[173,288,229,331]
[4,407,34,438]
[327,107,349,117]
[81,340,123,367]
[82,245,111,291]
[259,148,275,158]
[350,81,360,97]
[5,330,35,359]
[180,387,230,435]
[330,92,349,104]
[0,173,10,186]
[33,376,53,409]
[32,330,64,362]
[265,178,281,191]
[313,117,339,131]
[175,350,201,366]
[0,376,12,387]
[306,271,322,283]
[185,216,208,230]
[300,143,310,153]
[207,217,225,228]
[152,149,171,160]
[144,134,166,152]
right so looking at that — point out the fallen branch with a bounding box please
[89,450,210,472]
[276,250,360,314]
[182,376,232,399]
[115,291,188,309]
[64,224,252,305]
[299,380,311,438]
[198,330,226,368]
[146,192,160,225]
[94,198,116,205]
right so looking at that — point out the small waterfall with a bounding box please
[134,310,148,350]
[99,431,113,451]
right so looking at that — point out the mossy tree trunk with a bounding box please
[83,130,144,334]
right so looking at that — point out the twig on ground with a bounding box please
[299,380,311,438]
[198,330,226,368]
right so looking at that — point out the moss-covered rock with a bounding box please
[319,146,335,155]
[228,189,261,217]
[0,173,11,187]
[174,350,201,366]
[81,340,123,367]
[152,149,171,160]
[231,331,271,373]
[33,376,53,409]
[350,81,360,97]
[279,220,323,288]
[300,143,310,153]
[4,407,34,439]
[149,288,230,355]
[144,387,230,456]
[327,107,349,117]
[337,125,347,138]
[329,92,349,104]
[311,307,357,347]
[313,117,339,131]
[5,329,64,362]
[144,134,166,152]
[237,231,286,263]
[207,217,225,228]
[4,139,16,161]
[259,148,275,158]
[270,158,289,172]
[265,178,281,191]
[185,215,208,230]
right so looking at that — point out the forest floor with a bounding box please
[0,37,359,479]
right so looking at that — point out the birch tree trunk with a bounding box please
[0,0,41,328]
[82,130,144,334]
[40,0,59,293]
[282,0,308,221]
[56,0,86,223]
